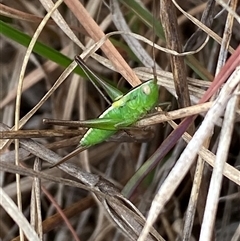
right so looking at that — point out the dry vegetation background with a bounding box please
[0,0,240,241]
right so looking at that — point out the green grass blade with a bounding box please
[0,20,84,76]
[119,0,165,39]
[0,20,131,92]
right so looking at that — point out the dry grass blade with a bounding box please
[110,0,158,69]
[64,0,141,87]
[0,188,40,241]
[12,3,64,238]
[216,0,240,23]
[199,80,239,241]
[172,0,236,54]
[1,129,85,139]
[160,0,190,109]
[30,159,43,240]
[1,1,240,240]
[199,1,240,240]
[139,67,240,241]
[1,123,164,240]
[183,0,215,52]
[182,154,206,240]
[167,119,240,186]
[136,102,213,126]
[39,0,84,48]
[0,33,116,150]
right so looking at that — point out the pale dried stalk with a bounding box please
[13,2,64,240]
[1,123,164,241]
[199,0,239,239]
[39,0,84,49]
[172,0,235,54]
[199,85,239,241]
[110,0,157,69]
[137,102,213,127]
[138,67,240,241]
[182,155,205,240]
[0,188,40,241]
[64,0,141,87]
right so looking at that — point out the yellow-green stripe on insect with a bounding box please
[47,56,159,167]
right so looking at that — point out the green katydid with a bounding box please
[45,56,159,167]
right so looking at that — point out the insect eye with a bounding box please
[142,85,151,95]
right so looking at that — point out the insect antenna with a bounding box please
[75,56,123,103]
[152,0,158,85]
